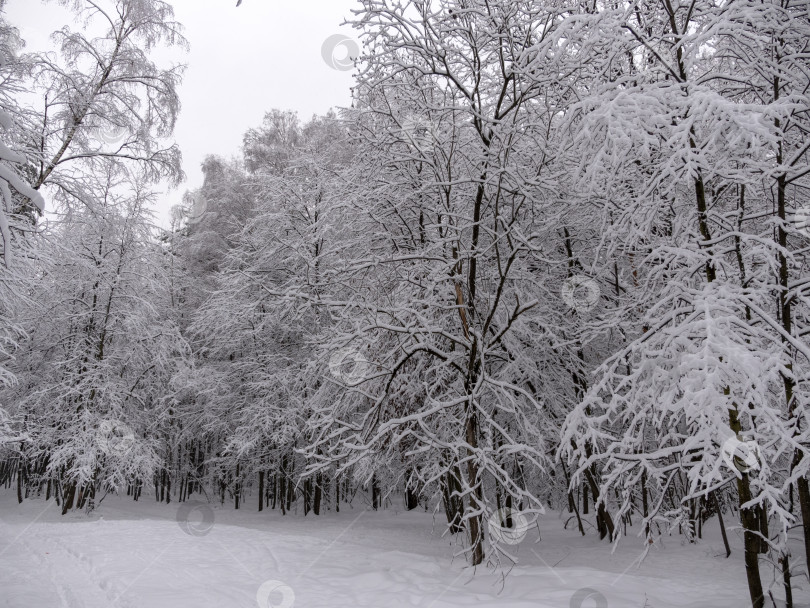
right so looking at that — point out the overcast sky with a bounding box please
[6,0,358,224]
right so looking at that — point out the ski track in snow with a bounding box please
[0,494,805,607]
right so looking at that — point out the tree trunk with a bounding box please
[780,553,793,608]
[711,492,731,558]
[313,473,322,515]
[16,458,23,504]
[303,478,311,515]
[756,505,768,554]
[731,407,764,608]
[278,472,286,515]
[405,470,419,510]
[371,475,380,510]
[464,413,484,566]
[442,466,464,534]
[797,477,810,574]
[738,473,765,608]
[285,457,294,512]
[61,482,76,515]
[234,463,240,510]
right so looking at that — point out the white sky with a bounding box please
[6,0,358,225]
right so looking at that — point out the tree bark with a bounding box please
[464,413,484,566]
[313,473,322,516]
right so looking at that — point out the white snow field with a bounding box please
[0,493,803,608]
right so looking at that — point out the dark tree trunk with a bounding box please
[738,473,765,608]
[404,468,419,510]
[16,459,23,504]
[313,474,322,516]
[465,413,484,566]
[371,475,380,510]
[61,482,76,515]
[797,477,810,573]
[279,473,286,515]
[442,466,464,534]
[780,554,793,608]
[756,505,768,554]
[504,493,514,528]
[234,463,240,510]
[642,470,650,540]
[285,458,294,512]
[712,492,731,558]
[303,478,311,515]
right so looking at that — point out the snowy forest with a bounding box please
[1,0,810,606]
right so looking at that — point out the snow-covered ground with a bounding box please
[0,493,802,607]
